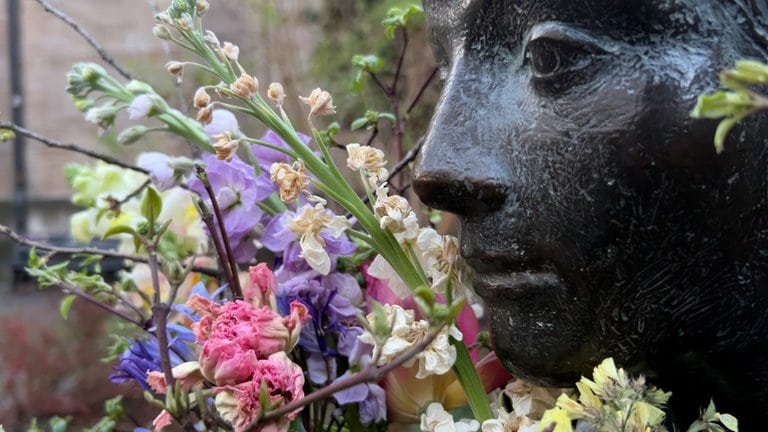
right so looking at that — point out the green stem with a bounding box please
[452,339,493,422]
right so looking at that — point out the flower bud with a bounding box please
[229,73,258,98]
[197,105,213,124]
[221,42,239,62]
[165,61,184,75]
[267,82,285,106]
[203,30,220,47]
[117,125,150,145]
[125,80,155,95]
[196,0,210,15]
[152,24,172,40]
[193,87,211,108]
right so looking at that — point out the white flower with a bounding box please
[287,203,349,275]
[204,109,239,138]
[221,41,239,61]
[127,94,152,120]
[359,304,462,378]
[137,152,174,190]
[421,402,480,432]
[346,143,388,182]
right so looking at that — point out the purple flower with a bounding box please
[204,109,239,138]
[332,327,386,424]
[189,153,274,262]
[251,130,311,173]
[109,325,195,391]
[137,152,175,190]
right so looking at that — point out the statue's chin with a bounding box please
[479,277,599,387]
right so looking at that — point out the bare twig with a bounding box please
[406,66,439,116]
[255,326,444,427]
[197,199,236,289]
[34,0,133,80]
[196,166,243,299]
[148,243,175,387]
[56,281,148,329]
[0,122,148,175]
[0,223,220,277]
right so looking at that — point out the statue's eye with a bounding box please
[523,23,608,85]
[525,39,591,79]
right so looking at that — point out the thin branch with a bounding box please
[0,122,148,175]
[255,326,443,427]
[0,223,220,278]
[117,179,152,206]
[56,281,148,329]
[197,167,243,300]
[149,244,176,387]
[406,66,439,116]
[34,0,133,80]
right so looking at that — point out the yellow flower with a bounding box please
[539,408,573,432]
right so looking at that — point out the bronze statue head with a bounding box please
[413,0,768,426]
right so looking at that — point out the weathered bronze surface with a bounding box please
[414,0,768,427]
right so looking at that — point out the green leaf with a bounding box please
[451,338,494,421]
[0,128,15,142]
[102,224,137,240]
[104,395,126,420]
[690,91,751,119]
[141,186,163,225]
[382,4,424,38]
[351,117,369,131]
[48,416,71,432]
[59,294,77,319]
[717,414,738,432]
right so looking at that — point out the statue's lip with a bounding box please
[472,271,562,298]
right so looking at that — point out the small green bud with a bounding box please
[0,129,15,142]
[125,80,155,95]
[153,24,172,40]
[196,0,209,15]
[72,96,94,112]
[117,125,150,145]
[81,63,107,82]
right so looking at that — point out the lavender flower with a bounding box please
[189,153,274,262]
[332,326,387,424]
[251,130,311,173]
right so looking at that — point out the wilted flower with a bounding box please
[270,161,310,203]
[212,133,240,161]
[268,82,285,106]
[421,402,480,432]
[165,61,183,75]
[299,87,336,116]
[193,87,211,108]
[230,73,258,98]
[346,143,388,183]
[221,41,240,61]
[359,304,462,378]
[197,104,214,124]
[287,203,350,275]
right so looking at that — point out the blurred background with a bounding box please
[0,0,438,429]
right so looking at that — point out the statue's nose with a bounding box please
[412,164,508,215]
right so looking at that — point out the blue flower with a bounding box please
[109,325,196,391]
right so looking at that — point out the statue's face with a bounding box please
[414,0,768,386]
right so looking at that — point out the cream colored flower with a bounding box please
[373,184,419,241]
[421,402,480,432]
[221,41,239,61]
[299,88,336,116]
[287,203,349,275]
[268,82,285,106]
[270,161,310,203]
[346,143,388,182]
[212,133,239,161]
[229,73,258,98]
[359,304,462,378]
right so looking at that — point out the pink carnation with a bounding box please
[200,338,260,385]
[245,263,278,307]
[215,351,305,432]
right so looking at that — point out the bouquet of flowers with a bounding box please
[0,1,750,431]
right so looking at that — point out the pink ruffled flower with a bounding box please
[188,295,311,386]
[199,339,261,385]
[245,263,278,308]
[215,351,305,432]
